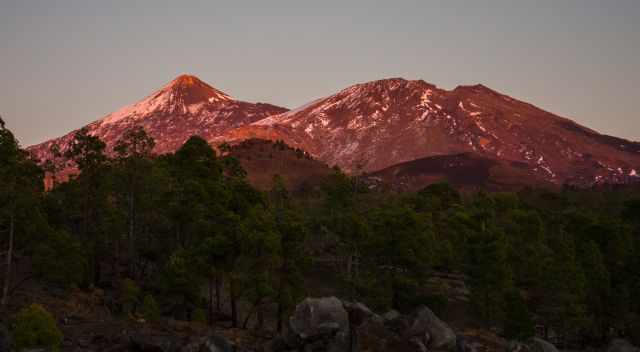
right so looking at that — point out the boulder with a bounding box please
[289,297,349,340]
[273,297,350,352]
[275,298,458,352]
[200,335,235,352]
[381,310,401,322]
[354,304,454,352]
[530,338,559,352]
[406,306,456,351]
[456,336,481,352]
[608,339,640,352]
[507,340,532,352]
[356,317,417,352]
[343,301,377,327]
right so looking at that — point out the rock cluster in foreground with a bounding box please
[82,296,638,352]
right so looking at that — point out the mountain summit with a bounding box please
[29,75,288,160]
[220,78,640,187]
[100,74,235,125]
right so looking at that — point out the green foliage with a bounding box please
[120,278,140,315]
[0,118,46,308]
[466,226,512,324]
[503,289,534,341]
[192,308,207,323]
[64,127,107,174]
[157,250,201,310]
[33,230,87,288]
[3,117,640,343]
[366,204,434,310]
[141,294,160,321]
[539,230,587,334]
[14,304,63,351]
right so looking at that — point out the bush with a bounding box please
[141,294,160,321]
[120,278,140,315]
[14,304,63,351]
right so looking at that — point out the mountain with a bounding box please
[28,75,288,163]
[219,78,640,187]
[28,75,640,189]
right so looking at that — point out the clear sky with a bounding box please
[2,0,639,146]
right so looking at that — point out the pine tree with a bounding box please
[367,205,434,310]
[503,288,535,341]
[0,117,44,310]
[113,126,156,278]
[64,127,109,285]
[270,176,308,332]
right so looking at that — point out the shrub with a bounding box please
[141,294,160,321]
[120,278,140,315]
[14,304,63,351]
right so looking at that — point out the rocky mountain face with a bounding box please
[28,75,288,163]
[28,75,640,189]
[220,78,640,187]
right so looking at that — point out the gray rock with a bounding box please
[356,317,400,352]
[382,310,401,322]
[530,338,559,352]
[407,306,456,351]
[355,314,428,352]
[200,335,234,352]
[456,336,474,352]
[343,301,377,328]
[289,297,349,340]
[507,341,532,352]
[457,336,485,352]
[608,339,640,352]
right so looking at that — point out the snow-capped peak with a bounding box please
[102,74,233,125]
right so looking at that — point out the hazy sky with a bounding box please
[2,0,639,146]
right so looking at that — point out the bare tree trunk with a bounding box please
[215,275,222,312]
[113,235,120,283]
[241,297,266,331]
[242,298,262,330]
[1,213,15,309]
[351,246,360,301]
[128,191,135,277]
[230,277,238,328]
[208,274,214,325]
[257,305,264,331]
[276,306,284,333]
[276,280,284,333]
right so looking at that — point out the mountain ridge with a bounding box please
[217,77,640,188]
[28,75,640,189]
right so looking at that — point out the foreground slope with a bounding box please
[366,152,555,192]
